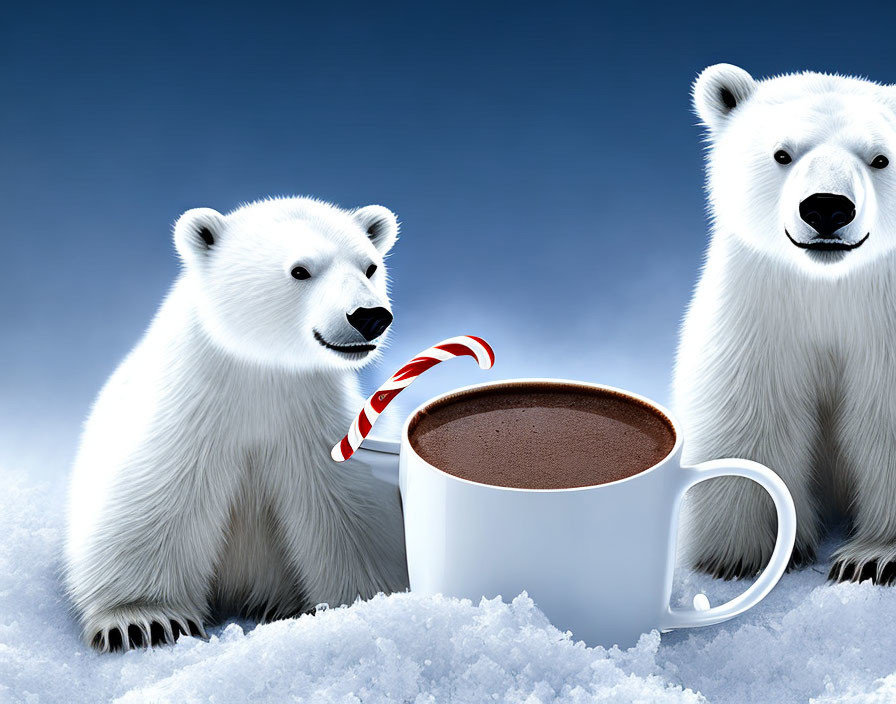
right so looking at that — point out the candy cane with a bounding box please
[331,335,495,462]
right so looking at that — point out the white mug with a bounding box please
[353,378,796,649]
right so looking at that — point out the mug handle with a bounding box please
[661,458,797,630]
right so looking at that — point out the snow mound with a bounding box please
[3,469,896,703]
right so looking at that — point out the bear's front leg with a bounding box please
[268,453,408,610]
[672,298,822,578]
[676,391,821,578]
[683,471,815,579]
[67,452,240,651]
[829,354,896,584]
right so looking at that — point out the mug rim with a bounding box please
[401,377,683,493]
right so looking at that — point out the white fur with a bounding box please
[65,196,408,651]
[674,65,896,582]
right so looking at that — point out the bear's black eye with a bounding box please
[871,155,889,169]
[366,264,377,279]
[291,266,311,280]
[774,150,792,165]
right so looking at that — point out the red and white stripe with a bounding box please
[331,335,495,462]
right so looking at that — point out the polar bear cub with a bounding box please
[674,64,896,583]
[65,197,409,651]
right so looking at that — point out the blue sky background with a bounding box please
[3,0,896,478]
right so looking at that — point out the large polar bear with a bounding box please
[65,197,409,651]
[674,64,896,583]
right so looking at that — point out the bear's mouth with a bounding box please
[313,330,376,356]
[785,229,870,252]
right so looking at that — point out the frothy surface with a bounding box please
[409,384,675,489]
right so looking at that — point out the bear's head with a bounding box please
[694,63,896,275]
[173,197,398,371]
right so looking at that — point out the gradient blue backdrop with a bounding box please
[3,0,895,478]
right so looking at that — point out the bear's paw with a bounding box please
[829,540,896,584]
[85,604,207,652]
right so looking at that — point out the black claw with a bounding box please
[108,627,123,651]
[858,561,879,582]
[149,621,167,646]
[830,560,860,582]
[788,545,816,571]
[724,560,744,580]
[91,631,104,650]
[187,620,202,637]
[170,619,187,640]
[841,561,856,582]
[879,563,896,584]
[127,624,144,648]
[696,557,760,581]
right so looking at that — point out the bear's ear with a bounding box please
[174,207,225,266]
[693,63,757,135]
[353,205,399,254]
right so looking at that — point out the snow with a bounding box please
[3,469,896,703]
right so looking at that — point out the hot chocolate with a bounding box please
[408,383,675,489]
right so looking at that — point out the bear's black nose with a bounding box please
[346,307,393,341]
[799,193,856,238]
